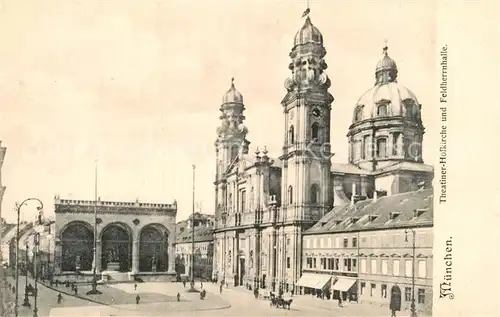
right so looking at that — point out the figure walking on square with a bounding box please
[136,294,140,304]
[57,293,63,304]
[134,283,137,291]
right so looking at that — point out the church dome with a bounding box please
[222,78,243,104]
[293,17,323,47]
[353,83,420,123]
[352,46,421,124]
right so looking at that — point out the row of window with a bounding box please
[360,282,426,304]
[354,103,416,122]
[304,233,427,249]
[304,256,428,278]
[287,123,321,145]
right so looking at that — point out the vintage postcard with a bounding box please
[0,1,497,316]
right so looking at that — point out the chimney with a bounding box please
[351,183,356,206]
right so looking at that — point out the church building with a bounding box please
[212,11,433,297]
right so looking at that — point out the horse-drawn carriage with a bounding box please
[269,292,293,310]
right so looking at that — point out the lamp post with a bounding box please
[87,162,102,295]
[404,228,417,317]
[33,233,40,317]
[46,233,52,281]
[15,198,43,317]
[190,164,196,290]
[22,243,30,307]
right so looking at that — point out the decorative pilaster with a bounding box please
[168,241,176,273]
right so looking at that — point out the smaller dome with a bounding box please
[293,17,323,47]
[376,47,397,73]
[222,78,243,104]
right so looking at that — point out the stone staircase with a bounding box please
[100,271,134,283]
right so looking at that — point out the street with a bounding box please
[4,278,421,316]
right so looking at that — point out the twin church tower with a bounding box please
[212,13,433,292]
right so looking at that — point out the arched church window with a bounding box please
[362,135,370,159]
[289,126,295,145]
[355,106,364,122]
[310,184,320,204]
[377,138,387,158]
[377,104,388,117]
[311,123,319,141]
[250,187,254,211]
[231,145,239,161]
[288,186,293,205]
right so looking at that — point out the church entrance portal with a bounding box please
[101,224,132,272]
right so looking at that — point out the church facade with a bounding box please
[53,196,177,281]
[212,13,433,295]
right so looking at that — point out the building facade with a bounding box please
[212,11,434,304]
[53,196,177,281]
[302,189,433,314]
[175,226,214,281]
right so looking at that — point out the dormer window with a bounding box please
[355,106,364,122]
[413,209,427,218]
[333,220,342,226]
[404,101,414,118]
[377,104,388,117]
[351,217,360,224]
[389,212,400,220]
[368,215,379,222]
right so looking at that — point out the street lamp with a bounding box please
[190,164,196,290]
[22,243,30,308]
[404,228,417,317]
[33,233,40,317]
[87,163,102,295]
[15,198,43,317]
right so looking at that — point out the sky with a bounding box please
[0,0,436,223]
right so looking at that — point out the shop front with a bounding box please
[296,273,333,297]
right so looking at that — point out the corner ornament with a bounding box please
[133,218,140,226]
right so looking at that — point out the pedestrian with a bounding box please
[219,284,223,294]
[74,286,78,295]
[201,282,203,289]
[136,294,140,305]
[177,292,180,302]
[134,283,137,290]
[338,295,343,307]
[183,280,186,288]
[57,293,63,304]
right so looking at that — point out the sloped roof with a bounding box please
[1,223,33,244]
[306,188,433,234]
[373,161,434,174]
[176,226,214,244]
[331,163,371,175]
[0,223,15,238]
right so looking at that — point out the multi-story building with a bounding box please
[212,10,433,298]
[175,225,214,280]
[302,189,433,314]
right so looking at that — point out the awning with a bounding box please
[331,278,356,292]
[296,273,332,289]
[314,275,332,290]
